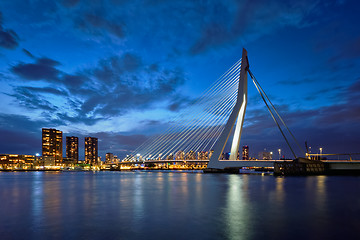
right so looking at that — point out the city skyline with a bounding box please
[0,0,360,159]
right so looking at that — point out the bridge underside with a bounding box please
[208,160,276,168]
[119,160,280,168]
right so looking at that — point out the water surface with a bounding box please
[0,171,359,239]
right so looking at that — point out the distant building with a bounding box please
[0,154,35,169]
[66,136,79,163]
[242,145,249,160]
[63,157,76,166]
[43,155,55,166]
[197,151,208,160]
[42,128,63,165]
[85,137,98,164]
[259,151,272,160]
[208,150,214,160]
[175,151,185,160]
[185,151,196,160]
[105,153,114,163]
[221,152,230,160]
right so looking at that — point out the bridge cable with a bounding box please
[248,69,306,156]
[249,69,297,159]
[129,60,241,160]
[132,60,241,159]
[148,69,239,159]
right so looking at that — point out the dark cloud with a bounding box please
[76,12,124,38]
[0,129,39,154]
[239,78,360,158]
[0,113,45,133]
[190,24,230,55]
[56,112,103,126]
[11,57,61,81]
[190,0,322,54]
[0,113,46,154]
[328,35,360,63]
[65,131,149,159]
[15,86,68,96]
[74,53,186,117]
[8,52,186,126]
[277,78,316,86]
[22,49,35,59]
[63,74,88,88]
[167,96,194,112]
[0,12,19,49]
[61,0,80,8]
[7,87,59,111]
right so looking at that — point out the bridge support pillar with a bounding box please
[207,48,249,169]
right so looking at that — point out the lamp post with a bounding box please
[319,148,323,160]
[278,149,281,160]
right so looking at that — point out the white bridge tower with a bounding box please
[207,48,249,169]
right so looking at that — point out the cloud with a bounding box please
[277,78,316,86]
[64,131,149,159]
[55,112,104,126]
[14,86,68,96]
[328,35,360,63]
[239,78,360,157]
[8,52,186,126]
[167,95,194,112]
[0,11,19,49]
[7,87,59,111]
[190,0,322,54]
[60,0,80,8]
[22,49,35,59]
[11,57,61,81]
[75,53,186,116]
[0,113,47,154]
[75,12,125,38]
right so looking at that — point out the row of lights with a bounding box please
[270,147,323,160]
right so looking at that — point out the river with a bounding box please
[0,171,359,239]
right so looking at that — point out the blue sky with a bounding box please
[0,0,359,159]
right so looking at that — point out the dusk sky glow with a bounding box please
[0,0,359,159]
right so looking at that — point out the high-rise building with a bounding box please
[66,136,79,163]
[242,145,249,160]
[85,137,98,164]
[42,128,63,165]
[105,153,114,163]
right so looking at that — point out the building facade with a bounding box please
[0,154,35,169]
[259,151,272,160]
[42,128,63,165]
[66,136,79,163]
[105,153,114,163]
[242,145,249,160]
[85,137,98,164]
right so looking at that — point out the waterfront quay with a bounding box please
[2,153,359,175]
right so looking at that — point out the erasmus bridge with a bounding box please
[121,49,359,172]
[121,48,300,170]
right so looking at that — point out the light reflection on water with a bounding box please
[0,171,359,240]
[225,175,250,240]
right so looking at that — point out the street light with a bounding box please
[319,148,323,159]
[278,149,281,160]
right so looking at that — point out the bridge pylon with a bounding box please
[207,48,249,169]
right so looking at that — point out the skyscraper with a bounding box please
[42,128,63,165]
[105,152,114,163]
[66,136,79,163]
[242,145,249,160]
[85,137,98,164]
